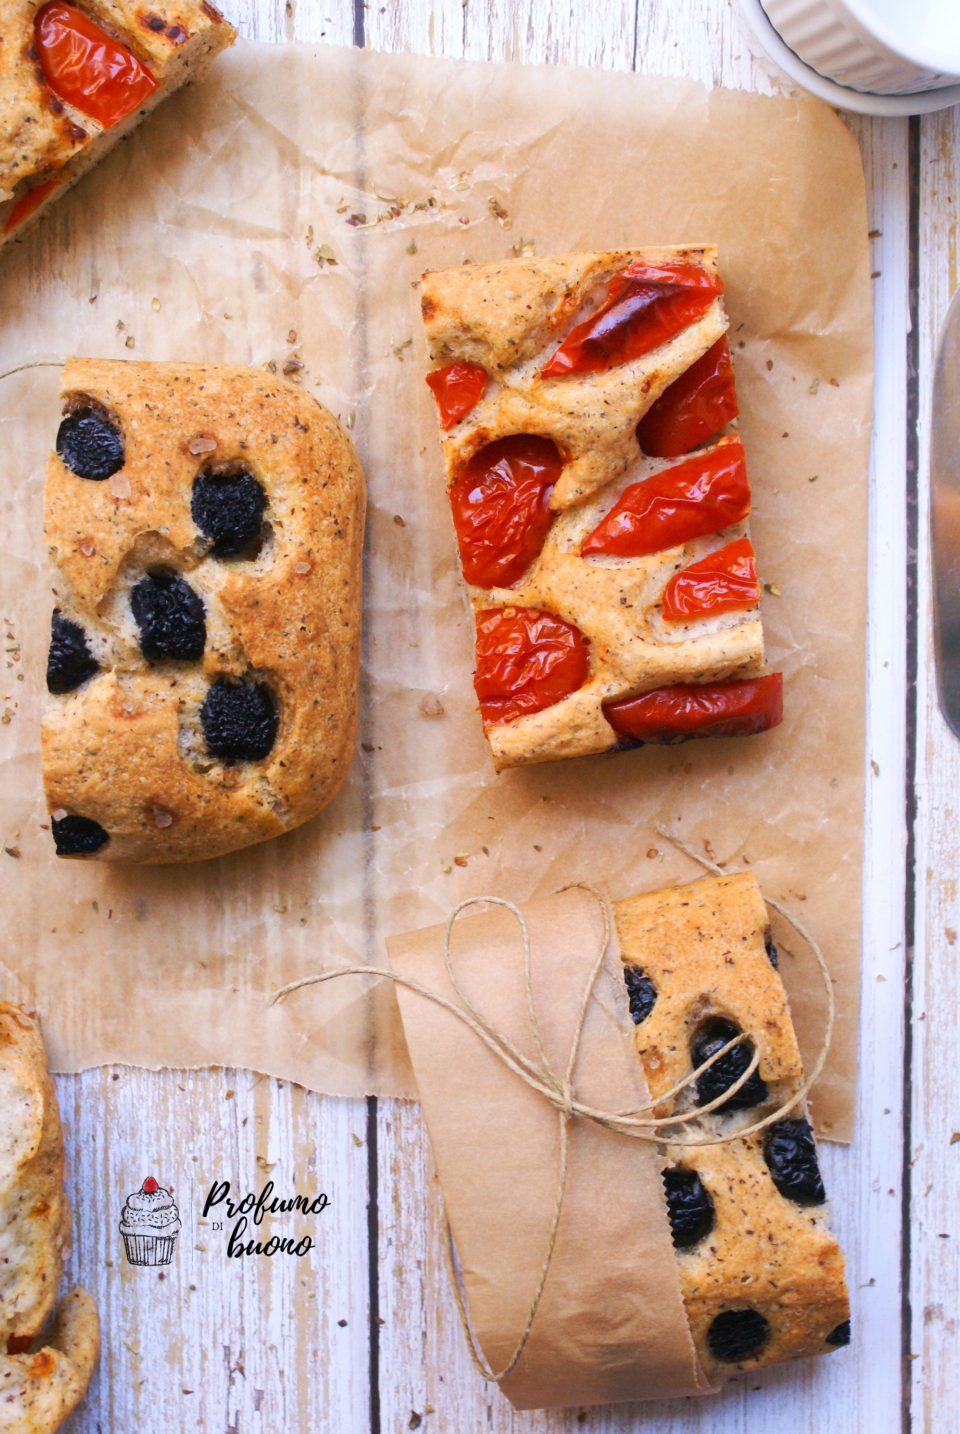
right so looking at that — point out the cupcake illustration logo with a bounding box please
[119,1176,181,1267]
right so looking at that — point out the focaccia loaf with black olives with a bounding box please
[1,0,235,246]
[421,248,783,771]
[0,1004,99,1432]
[614,874,849,1377]
[42,358,366,863]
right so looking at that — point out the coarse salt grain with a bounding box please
[293,559,312,575]
[79,538,95,557]
[51,808,67,821]
[188,434,218,456]
[151,807,174,829]
[109,472,132,500]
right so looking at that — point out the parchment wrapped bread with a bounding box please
[614,874,850,1376]
[0,1004,99,1431]
[0,0,235,244]
[42,358,366,864]
[420,248,783,770]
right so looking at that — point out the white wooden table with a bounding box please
[52,2,957,1429]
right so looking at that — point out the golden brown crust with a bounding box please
[673,1138,849,1374]
[420,248,767,770]
[613,877,849,1379]
[0,0,235,235]
[0,1005,69,1347]
[0,1005,99,1432]
[614,873,802,1105]
[42,359,366,864]
[422,246,724,511]
[0,1289,100,1433]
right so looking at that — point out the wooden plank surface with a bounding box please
[29,0,937,1428]
[913,101,960,1434]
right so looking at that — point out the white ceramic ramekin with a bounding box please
[761,0,960,94]
[739,0,960,115]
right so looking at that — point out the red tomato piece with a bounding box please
[474,606,590,726]
[35,3,157,129]
[661,537,759,622]
[541,261,723,379]
[451,435,562,588]
[3,179,60,235]
[581,439,750,559]
[604,673,783,743]
[426,362,488,430]
[637,336,739,458]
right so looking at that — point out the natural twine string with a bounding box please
[269,829,834,1384]
[0,361,62,383]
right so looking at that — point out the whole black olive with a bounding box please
[56,404,124,480]
[131,569,206,663]
[691,1016,768,1112]
[201,678,278,762]
[191,466,267,558]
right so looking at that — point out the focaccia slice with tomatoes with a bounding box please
[420,246,783,771]
[0,0,235,246]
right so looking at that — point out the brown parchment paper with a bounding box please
[388,888,717,1410]
[0,43,871,1138]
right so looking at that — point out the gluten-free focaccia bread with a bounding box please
[421,248,783,770]
[42,358,366,863]
[0,1004,100,1431]
[614,875,849,1378]
[0,0,235,245]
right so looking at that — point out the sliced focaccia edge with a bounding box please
[613,874,849,1379]
[0,0,235,246]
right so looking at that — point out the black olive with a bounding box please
[191,466,267,558]
[707,1309,771,1363]
[52,814,109,857]
[764,928,779,969]
[56,404,124,480]
[826,1319,851,1348]
[763,1118,826,1205]
[131,569,206,663]
[662,1167,715,1249]
[623,964,657,1024]
[46,611,98,694]
[201,678,278,762]
[691,1016,768,1112]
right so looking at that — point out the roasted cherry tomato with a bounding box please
[604,673,783,743]
[426,362,488,429]
[581,439,750,559]
[541,261,723,379]
[451,435,562,588]
[35,3,157,129]
[661,537,759,622]
[474,606,590,726]
[637,336,739,458]
[3,179,60,235]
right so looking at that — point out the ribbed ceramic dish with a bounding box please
[739,0,960,115]
[762,0,960,93]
